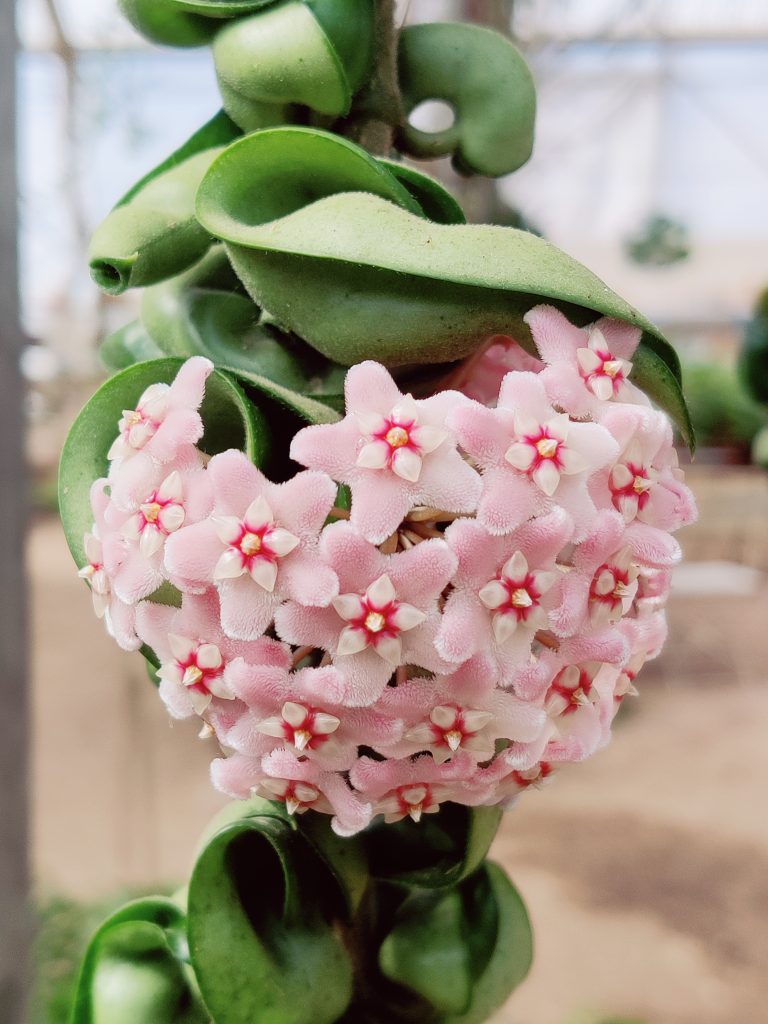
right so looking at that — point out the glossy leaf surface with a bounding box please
[59,359,267,568]
[100,320,164,372]
[363,804,502,890]
[70,897,206,1024]
[397,24,536,177]
[379,863,533,1024]
[379,159,466,225]
[118,0,217,46]
[187,816,354,1023]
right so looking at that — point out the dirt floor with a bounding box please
[29,466,768,1024]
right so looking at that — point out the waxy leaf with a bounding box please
[212,2,350,131]
[196,127,422,235]
[197,191,693,445]
[173,0,278,14]
[309,0,375,94]
[378,863,533,1024]
[59,359,267,568]
[70,897,207,1024]
[628,344,695,451]
[119,0,217,46]
[100,320,164,372]
[187,816,354,1023]
[397,23,536,177]
[116,109,241,209]
[89,149,223,295]
[363,803,502,890]
[379,159,466,225]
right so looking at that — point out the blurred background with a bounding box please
[9,0,768,1021]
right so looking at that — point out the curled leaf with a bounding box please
[89,149,223,295]
[100,320,164,372]
[187,816,354,1024]
[397,23,536,177]
[118,0,217,47]
[212,2,350,130]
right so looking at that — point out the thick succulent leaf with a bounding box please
[187,816,354,1024]
[196,127,422,236]
[362,803,502,890]
[378,159,466,225]
[89,149,223,295]
[212,2,350,131]
[378,863,533,1024]
[173,0,278,14]
[197,191,692,443]
[116,109,241,209]
[59,359,268,568]
[140,248,344,395]
[629,344,695,450]
[70,897,207,1024]
[118,0,217,46]
[100,320,164,372]
[397,23,536,177]
[309,0,375,93]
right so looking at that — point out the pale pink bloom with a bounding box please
[450,372,618,539]
[595,405,698,530]
[459,335,544,405]
[350,752,491,823]
[436,509,573,678]
[484,759,555,808]
[377,655,546,763]
[107,356,212,468]
[135,592,290,718]
[78,480,140,650]
[214,747,373,836]
[220,661,401,771]
[525,305,648,418]
[290,361,481,544]
[164,450,338,641]
[275,521,456,706]
[98,455,213,606]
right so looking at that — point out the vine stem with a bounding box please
[343,0,403,156]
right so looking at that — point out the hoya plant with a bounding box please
[60,2,697,1022]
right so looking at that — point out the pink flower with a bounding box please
[220,661,401,771]
[350,753,491,823]
[377,655,546,763]
[107,356,213,468]
[212,748,372,836]
[450,371,618,538]
[458,335,544,405]
[135,591,290,718]
[436,509,573,677]
[595,405,698,530]
[526,305,648,418]
[274,521,457,706]
[290,361,481,544]
[164,450,339,641]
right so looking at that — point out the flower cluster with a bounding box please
[79,307,696,836]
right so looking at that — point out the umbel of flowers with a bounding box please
[81,305,696,836]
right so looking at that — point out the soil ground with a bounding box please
[29,466,768,1024]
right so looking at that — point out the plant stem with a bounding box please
[342,0,403,156]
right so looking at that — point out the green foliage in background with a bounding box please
[683,362,768,451]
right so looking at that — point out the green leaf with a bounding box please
[309,0,375,94]
[363,804,502,890]
[196,127,422,238]
[196,191,691,442]
[116,109,241,209]
[118,0,217,46]
[378,159,466,225]
[187,816,354,1024]
[397,23,536,178]
[212,2,351,131]
[630,345,695,451]
[69,897,207,1024]
[100,320,164,372]
[89,149,224,295]
[378,863,533,1024]
[59,359,268,569]
[172,0,278,15]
